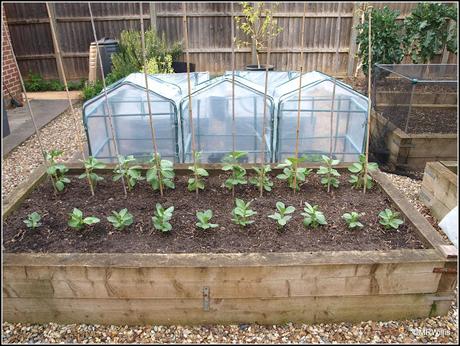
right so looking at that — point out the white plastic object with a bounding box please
[438,206,458,248]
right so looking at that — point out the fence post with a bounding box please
[149,2,157,32]
[347,2,360,77]
[47,2,64,82]
[441,19,454,64]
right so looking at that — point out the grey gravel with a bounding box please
[1,109,457,343]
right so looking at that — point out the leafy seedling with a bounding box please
[301,203,327,229]
[317,155,341,191]
[276,157,312,191]
[23,212,42,229]
[79,156,105,186]
[231,198,257,227]
[196,210,219,230]
[342,212,364,229]
[188,151,209,192]
[268,202,295,229]
[68,208,100,230]
[222,151,248,195]
[250,165,273,192]
[45,149,70,192]
[152,203,174,232]
[379,209,404,230]
[348,154,379,189]
[146,153,175,191]
[113,155,144,191]
[107,208,134,231]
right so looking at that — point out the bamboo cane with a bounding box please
[259,12,272,198]
[327,2,342,193]
[87,3,127,197]
[230,1,237,198]
[363,5,372,194]
[139,2,164,196]
[292,2,307,194]
[182,3,199,196]
[4,11,58,195]
[45,2,95,196]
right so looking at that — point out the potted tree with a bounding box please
[235,2,283,71]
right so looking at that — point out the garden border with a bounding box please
[3,163,457,325]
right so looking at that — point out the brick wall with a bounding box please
[2,5,23,107]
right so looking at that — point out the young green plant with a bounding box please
[146,153,175,192]
[317,155,341,192]
[250,165,273,194]
[222,151,248,197]
[107,208,134,231]
[152,203,174,232]
[301,203,327,229]
[196,210,219,230]
[188,151,209,193]
[113,155,144,192]
[348,154,379,190]
[342,212,364,229]
[68,208,100,230]
[268,202,295,229]
[276,157,312,191]
[45,149,70,192]
[379,209,404,230]
[23,212,42,229]
[231,198,257,227]
[79,156,106,194]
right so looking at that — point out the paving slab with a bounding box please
[2,99,76,158]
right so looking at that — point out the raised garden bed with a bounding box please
[3,163,457,325]
[420,161,458,221]
[370,111,457,172]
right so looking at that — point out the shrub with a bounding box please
[301,203,327,229]
[250,165,273,192]
[107,208,134,231]
[268,202,295,229]
[146,153,175,191]
[23,212,42,229]
[316,155,341,190]
[188,151,209,192]
[404,3,457,63]
[45,149,70,192]
[152,203,174,232]
[379,209,404,230]
[196,210,219,230]
[348,154,378,190]
[68,208,100,230]
[276,157,312,191]
[113,155,144,191]
[342,212,364,229]
[355,6,404,75]
[231,198,257,227]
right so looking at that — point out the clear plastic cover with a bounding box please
[150,72,211,94]
[180,75,274,163]
[275,77,368,163]
[223,71,299,96]
[83,73,181,163]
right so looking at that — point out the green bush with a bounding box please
[404,3,457,63]
[24,71,85,92]
[356,6,404,75]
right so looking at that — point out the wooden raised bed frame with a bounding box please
[420,161,458,221]
[370,111,457,171]
[3,163,457,325]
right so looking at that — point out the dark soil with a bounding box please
[3,172,426,254]
[378,106,458,134]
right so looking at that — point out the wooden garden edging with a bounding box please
[420,161,458,221]
[370,111,457,171]
[2,164,457,325]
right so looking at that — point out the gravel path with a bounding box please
[2,103,85,200]
[1,105,457,343]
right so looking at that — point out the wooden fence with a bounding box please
[3,2,457,81]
